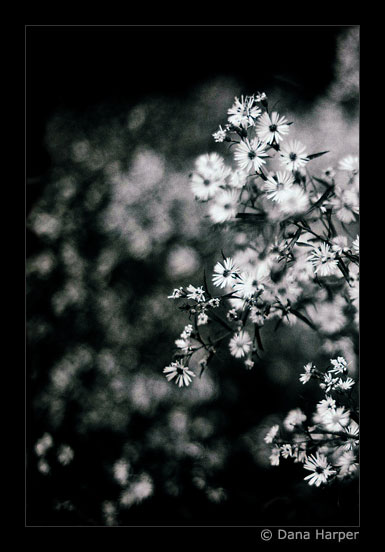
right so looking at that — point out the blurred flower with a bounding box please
[229,331,252,358]
[279,140,308,171]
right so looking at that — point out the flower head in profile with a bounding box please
[264,424,279,444]
[283,408,306,431]
[338,155,359,174]
[229,330,252,358]
[208,189,239,224]
[307,243,339,277]
[163,361,195,387]
[227,95,261,127]
[269,445,281,466]
[234,138,268,173]
[303,452,335,486]
[299,362,315,384]
[280,140,308,171]
[263,171,294,202]
[256,111,290,144]
[212,257,240,288]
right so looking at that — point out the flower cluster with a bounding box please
[163,93,359,487]
[264,356,358,486]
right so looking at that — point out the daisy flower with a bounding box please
[163,361,195,387]
[264,424,279,444]
[335,451,358,478]
[331,235,349,254]
[330,188,359,224]
[229,169,248,189]
[190,172,224,201]
[277,186,310,216]
[283,408,307,431]
[316,396,336,416]
[234,138,268,173]
[186,284,206,303]
[321,406,350,432]
[323,166,336,179]
[280,140,309,171]
[256,111,290,144]
[299,362,314,384]
[307,242,339,277]
[212,257,240,288]
[329,357,348,374]
[208,189,239,224]
[263,171,294,202]
[281,444,293,459]
[303,452,335,486]
[306,297,347,335]
[338,155,359,173]
[232,269,266,299]
[336,377,356,392]
[229,330,252,358]
[342,420,359,451]
[194,152,226,176]
[227,95,261,127]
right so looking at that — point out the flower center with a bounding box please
[289,153,297,161]
[223,269,231,277]
[269,124,277,132]
[203,179,211,186]
[176,366,184,375]
[248,151,256,159]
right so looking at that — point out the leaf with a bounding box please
[307,151,329,160]
[254,325,264,351]
[202,269,212,298]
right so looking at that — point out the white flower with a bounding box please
[212,257,240,288]
[330,188,359,224]
[255,92,267,102]
[195,152,226,176]
[256,111,290,144]
[299,362,314,384]
[307,242,339,277]
[320,373,340,394]
[336,377,355,391]
[283,408,307,431]
[168,287,184,299]
[329,357,348,374]
[35,433,53,456]
[338,155,359,173]
[232,268,267,299]
[280,444,293,459]
[244,359,254,370]
[269,445,281,466]
[263,171,294,202]
[342,420,359,451]
[57,444,74,466]
[277,186,310,216]
[331,235,349,254]
[186,284,206,303]
[306,297,347,335]
[229,330,252,358]
[197,312,209,326]
[208,189,239,224]
[190,172,224,201]
[303,452,335,486]
[212,125,228,143]
[335,451,358,478]
[229,169,248,189]
[279,140,308,171]
[316,396,336,417]
[321,406,350,432]
[234,138,268,173]
[163,361,195,387]
[227,95,261,127]
[264,424,279,444]
[323,167,336,179]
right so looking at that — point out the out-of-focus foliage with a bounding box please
[27,27,359,526]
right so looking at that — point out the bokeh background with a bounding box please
[26,25,359,526]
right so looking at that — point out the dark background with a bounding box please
[26,25,359,527]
